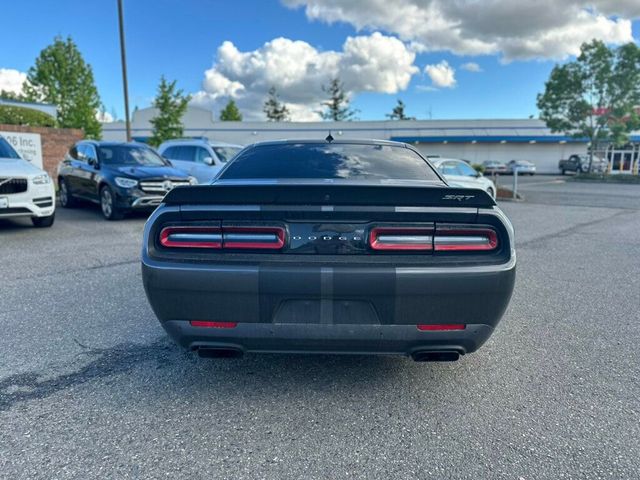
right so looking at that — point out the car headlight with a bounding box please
[114,177,138,188]
[188,176,198,185]
[32,173,51,185]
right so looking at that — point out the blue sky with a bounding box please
[1,0,638,121]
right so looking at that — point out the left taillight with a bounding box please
[159,226,222,249]
[159,225,285,250]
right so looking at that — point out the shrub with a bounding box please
[0,104,56,127]
[471,163,485,174]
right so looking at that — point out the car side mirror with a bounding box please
[203,156,214,166]
[88,157,100,169]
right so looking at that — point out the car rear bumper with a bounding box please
[162,320,495,357]
[142,256,515,356]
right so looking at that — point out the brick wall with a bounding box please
[0,124,84,177]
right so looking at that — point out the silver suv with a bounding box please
[158,138,243,184]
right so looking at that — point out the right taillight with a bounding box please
[433,225,498,252]
[368,224,498,252]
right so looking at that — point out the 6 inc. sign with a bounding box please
[0,131,43,168]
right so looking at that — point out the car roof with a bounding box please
[77,141,148,148]
[159,138,243,148]
[429,157,467,164]
[245,138,409,149]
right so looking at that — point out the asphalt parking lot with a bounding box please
[1,179,639,479]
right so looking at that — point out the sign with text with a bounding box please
[0,131,43,168]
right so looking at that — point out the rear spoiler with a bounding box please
[163,184,496,208]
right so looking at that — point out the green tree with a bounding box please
[263,87,290,121]
[0,105,56,127]
[148,76,191,146]
[23,36,102,138]
[537,39,640,171]
[219,99,242,121]
[386,99,415,120]
[0,90,25,101]
[320,78,357,121]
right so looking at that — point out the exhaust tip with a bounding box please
[197,347,244,359]
[411,350,460,362]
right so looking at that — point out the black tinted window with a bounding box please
[220,143,440,181]
[0,137,20,159]
[179,146,196,162]
[162,146,178,159]
[97,145,167,166]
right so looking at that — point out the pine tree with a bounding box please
[263,87,290,121]
[219,99,243,121]
[23,36,102,138]
[320,78,357,121]
[148,76,190,147]
[386,99,415,120]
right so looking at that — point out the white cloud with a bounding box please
[282,0,636,61]
[96,110,114,123]
[0,68,27,95]
[424,60,456,88]
[415,85,438,92]
[460,62,482,72]
[191,32,418,120]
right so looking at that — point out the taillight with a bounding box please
[223,226,285,249]
[369,225,498,252]
[433,226,498,252]
[160,226,222,249]
[159,225,285,250]
[417,324,466,331]
[369,226,433,251]
[190,321,237,328]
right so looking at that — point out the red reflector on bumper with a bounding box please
[417,324,466,331]
[189,321,238,329]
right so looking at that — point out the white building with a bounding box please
[103,106,597,174]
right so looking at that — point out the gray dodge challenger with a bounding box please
[142,139,516,361]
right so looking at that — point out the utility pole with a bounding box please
[117,0,132,142]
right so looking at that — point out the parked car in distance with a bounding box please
[0,136,55,227]
[158,138,243,184]
[57,141,196,220]
[506,160,536,175]
[559,154,608,174]
[482,160,507,175]
[142,139,516,362]
[431,157,497,199]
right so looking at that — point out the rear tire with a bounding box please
[100,185,124,220]
[32,213,55,228]
[59,178,76,208]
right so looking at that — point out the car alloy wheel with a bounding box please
[60,182,68,205]
[101,188,113,218]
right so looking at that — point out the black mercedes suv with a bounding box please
[57,141,195,220]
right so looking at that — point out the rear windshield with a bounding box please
[212,146,242,163]
[219,143,440,181]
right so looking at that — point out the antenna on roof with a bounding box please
[325,131,334,143]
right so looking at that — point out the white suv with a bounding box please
[0,136,55,227]
[158,138,243,184]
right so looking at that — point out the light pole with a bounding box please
[117,0,131,142]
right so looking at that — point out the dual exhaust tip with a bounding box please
[197,347,461,362]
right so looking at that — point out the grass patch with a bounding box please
[570,173,640,184]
